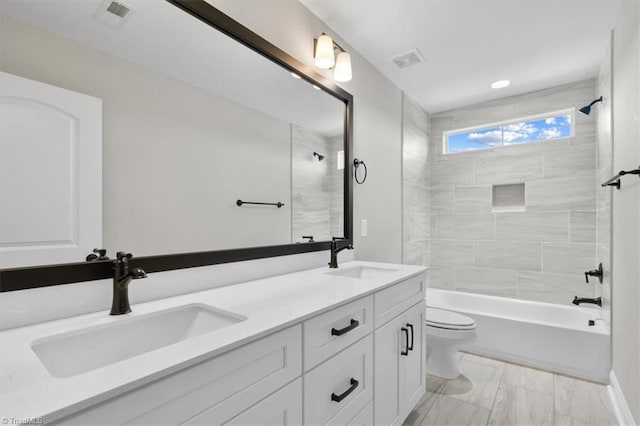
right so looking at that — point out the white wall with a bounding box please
[211,0,404,263]
[611,0,640,422]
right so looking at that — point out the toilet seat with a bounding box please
[426,308,475,330]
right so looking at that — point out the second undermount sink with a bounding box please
[31,304,247,378]
[327,265,400,279]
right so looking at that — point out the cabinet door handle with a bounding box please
[331,318,359,336]
[407,323,414,351]
[401,327,409,356]
[331,378,359,402]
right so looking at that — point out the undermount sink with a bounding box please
[327,265,400,279]
[31,304,247,378]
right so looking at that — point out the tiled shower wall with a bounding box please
[596,34,613,329]
[428,80,600,305]
[292,125,343,242]
[402,95,430,266]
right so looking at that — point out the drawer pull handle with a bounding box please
[331,378,359,403]
[331,319,359,336]
[401,327,409,356]
[407,323,414,351]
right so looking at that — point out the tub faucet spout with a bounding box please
[572,296,602,307]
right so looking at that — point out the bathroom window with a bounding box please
[443,109,574,154]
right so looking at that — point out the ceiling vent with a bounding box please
[93,0,134,29]
[391,49,424,69]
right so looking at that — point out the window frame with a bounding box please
[442,108,576,155]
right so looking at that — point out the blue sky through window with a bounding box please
[445,113,572,153]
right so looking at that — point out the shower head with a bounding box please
[579,96,603,115]
[313,151,325,161]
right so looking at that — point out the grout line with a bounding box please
[485,360,507,426]
[552,373,557,425]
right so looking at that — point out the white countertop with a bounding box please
[0,261,426,423]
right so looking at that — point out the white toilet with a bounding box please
[425,307,477,379]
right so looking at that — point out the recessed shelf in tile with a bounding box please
[492,183,525,212]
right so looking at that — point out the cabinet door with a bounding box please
[224,379,302,426]
[373,314,406,426]
[402,302,426,416]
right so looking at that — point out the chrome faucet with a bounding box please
[110,252,147,315]
[329,237,353,269]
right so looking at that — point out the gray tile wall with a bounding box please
[291,125,343,242]
[402,95,430,266]
[596,35,613,329]
[428,80,599,305]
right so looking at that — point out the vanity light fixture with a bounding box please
[491,79,511,89]
[337,150,345,170]
[313,33,353,82]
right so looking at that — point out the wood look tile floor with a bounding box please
[404,353,618,426]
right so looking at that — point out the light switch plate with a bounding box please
[361,219,368,237]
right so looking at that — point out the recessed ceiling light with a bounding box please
[291,72,301,79]
[491,80,511,89]
[312,85,321,91]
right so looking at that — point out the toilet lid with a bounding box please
[426,308,476,330]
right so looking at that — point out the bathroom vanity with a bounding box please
[0,261,426,425]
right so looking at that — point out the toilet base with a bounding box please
[426,345,462,379]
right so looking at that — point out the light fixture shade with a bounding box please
[314,34,335,69]
[333,52,352,82]
[337,150,345,170]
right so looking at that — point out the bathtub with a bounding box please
[426,288,610,383]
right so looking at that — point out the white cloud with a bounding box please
[468,130,502,146]
[545,117,556,125]
[540,127,561,139]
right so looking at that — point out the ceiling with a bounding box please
[301,0,622,113]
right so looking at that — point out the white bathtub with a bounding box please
[426,288,610,383]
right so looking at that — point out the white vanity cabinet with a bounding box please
[53,325,303,425]
[374,302,426,426]
[51,270,426,426]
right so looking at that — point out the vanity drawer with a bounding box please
[374,273,426,327]
[303,295,373,371]
[55,325,302,425]
[303,334,373,426]
[195,378,302,426]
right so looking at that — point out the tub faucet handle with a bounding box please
[584,263,603,284]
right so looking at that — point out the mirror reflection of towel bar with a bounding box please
[236,199,284,208]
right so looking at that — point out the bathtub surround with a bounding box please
[596,33,613,332]
[402,95,430,266]
[291,125,344,242]
[428,80,600,305]
[610,0,640,423]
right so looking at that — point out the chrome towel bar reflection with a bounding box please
[236,199,284,208]
[601,166,640,190]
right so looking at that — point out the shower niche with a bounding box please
[492,183,525,212]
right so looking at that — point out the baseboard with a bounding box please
[608,370,637,426]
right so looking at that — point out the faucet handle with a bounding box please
[116,252,133,261]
